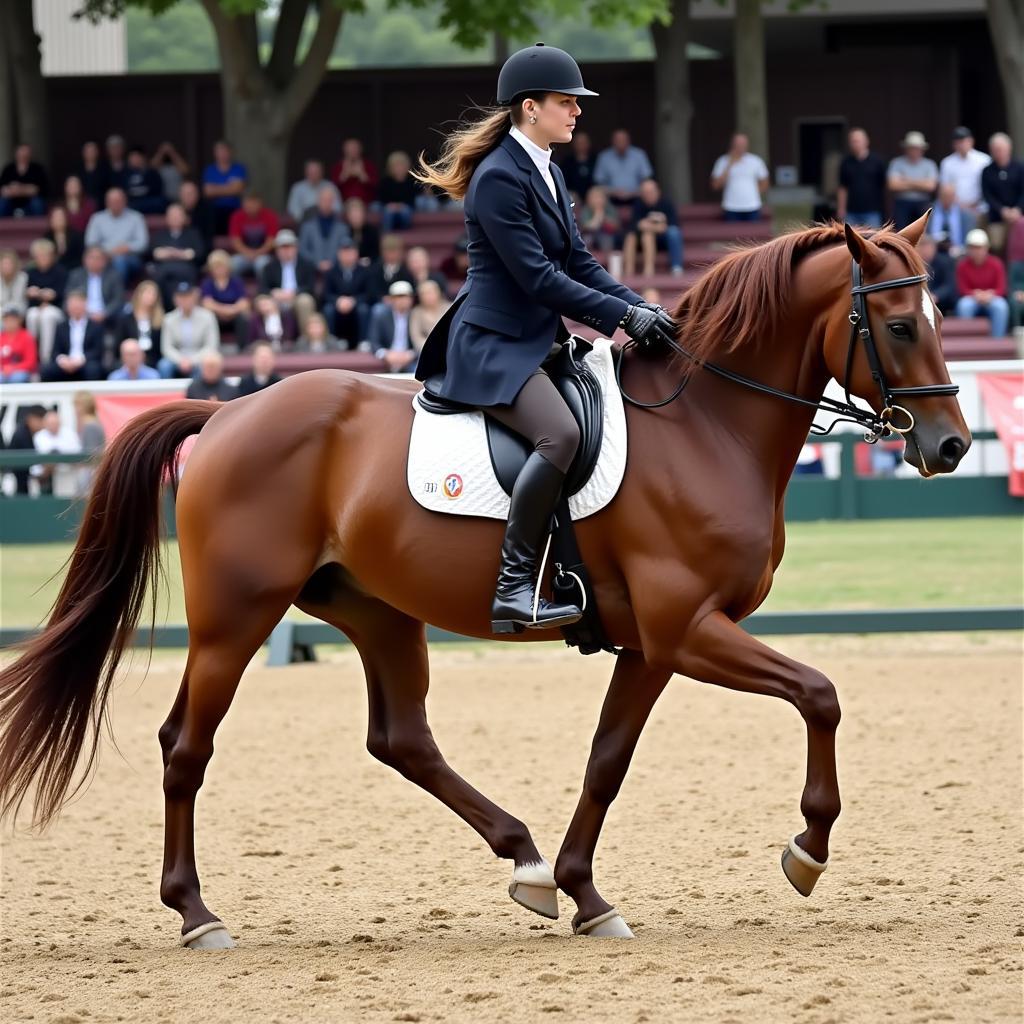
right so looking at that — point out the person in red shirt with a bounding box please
[331,138,378,205]
[227,193,279,277]
[0,306,39,381]
[955,228,1010,336]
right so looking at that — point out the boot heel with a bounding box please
[491,619,526,635]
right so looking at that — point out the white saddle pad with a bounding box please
[406,336,627,521]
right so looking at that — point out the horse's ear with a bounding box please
[899,209,931,246]
[844,222,886,273]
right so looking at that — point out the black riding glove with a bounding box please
[619,303,676,352]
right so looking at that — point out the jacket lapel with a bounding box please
[500,135,571,244]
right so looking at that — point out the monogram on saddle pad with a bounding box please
[408,336,626,654]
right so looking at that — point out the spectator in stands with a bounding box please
[0,306,37,382]
[67,246,123,328]
[0,143,49,217]
[367,233,412,305]
[72,391,106,495]
[295,311,343,353]
[160,281,220,378]
[186,350,236,402]
[623,178,684,277]
[32,409,82,497]
[178,179,216,252]
[981,133,1024,255]
[228,192,279,277]
[917,234,957,314]
[409,279,450,352]
[287,160,340,223]
[955,228,1009,336]
[928,182,975,257]
[260,229,316,332]
[202,140,248,235]
[247,293,298,349]
[41,291,104,382]
[24,239,67,364]
[343,197,379,262]
[46,206,84,270]
[406,245,448,298]
[370,280,417,372]
[887,131,938,229]
[236,341,283,396]
[104,135,129,191]
[560,130,597,201]
[200,248,250,342]
[151,141,190,202]
[85,187,149,282]
[378,150,420,231]
[5,405,46,494]
[711,133,770,221]
[0,250,27,314]
[322,239,372,346]
[62,175,97,233]
[116,279,163,367]
[1009,221,1024,331]
[939,127,990,214]
[75,141,108,205]
[332,138,378,205]
[149,201,206,306]
[124,145,166,215]
[439,236,469,282]
[836,127,887,228]
[299,185,352,273]
[108,337,160,381]
[578,185,621,255]
[594,129,653,210]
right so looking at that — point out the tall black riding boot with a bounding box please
[491,451,583,634]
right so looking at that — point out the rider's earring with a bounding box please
[528,114,537,125]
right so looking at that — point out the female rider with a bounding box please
[414,43,675,635]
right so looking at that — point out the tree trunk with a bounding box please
[227,93,291,210]
[650,0,694,205]
[0,25,16,169]
[734,0,768,163]
[6,0,49,168]
[986,0,1024,148]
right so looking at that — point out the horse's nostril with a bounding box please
[938,435,966,466]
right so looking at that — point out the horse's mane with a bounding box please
[668,221,925,370]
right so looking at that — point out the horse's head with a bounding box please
[822,215,971,476]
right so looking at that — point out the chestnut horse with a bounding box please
[0,217,970,946]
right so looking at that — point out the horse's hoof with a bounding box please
[508,859,559,920]
[573,908,634,938]
[181,921,235,949]
[781,835,828,897]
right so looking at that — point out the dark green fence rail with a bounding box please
[0,432,1015,542]
[2,607,1020,667]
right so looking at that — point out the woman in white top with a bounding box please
[711,133,770,221]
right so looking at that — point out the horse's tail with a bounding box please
[0,400,219,828]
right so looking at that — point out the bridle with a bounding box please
[616,258,960,443]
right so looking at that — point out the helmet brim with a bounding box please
[503,86,600,104]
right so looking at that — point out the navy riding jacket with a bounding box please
[414,134,643,406]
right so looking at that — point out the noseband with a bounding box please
[617,258,960,443]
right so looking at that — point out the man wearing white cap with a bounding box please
[887,131,938,229]
[370,279,417,371]
[939,127,990,213]
[955,228,1009,337]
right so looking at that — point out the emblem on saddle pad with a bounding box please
[443,473,464,498]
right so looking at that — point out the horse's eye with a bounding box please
[889,322,912,339]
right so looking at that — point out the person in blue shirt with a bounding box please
[109,337,160,380]
[414,43,675,634]
[201,140,247,235]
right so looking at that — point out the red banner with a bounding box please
[94,390,185,440]
[978,373,1024,497]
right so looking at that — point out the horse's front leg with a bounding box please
[554,648,672,937]
[651,608,841,895]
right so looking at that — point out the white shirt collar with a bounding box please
[509,124,552,176]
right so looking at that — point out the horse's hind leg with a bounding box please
[159,577,303,950]
[296,566,558,920]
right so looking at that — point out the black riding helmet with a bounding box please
[496,43,599,106]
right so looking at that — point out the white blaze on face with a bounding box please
[921,288,936,331]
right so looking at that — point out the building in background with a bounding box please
[35,0,126,76]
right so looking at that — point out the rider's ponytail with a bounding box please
[414,96,541,201]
